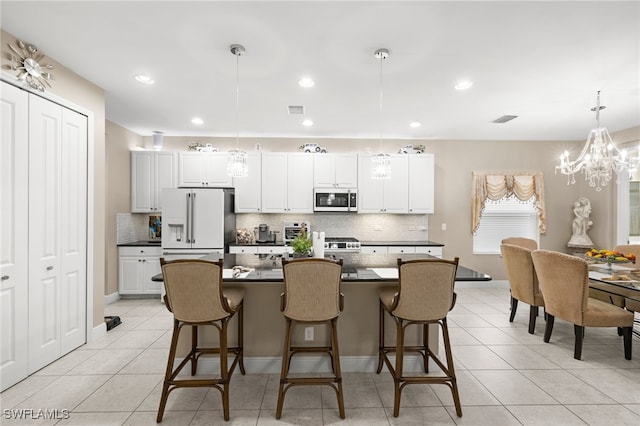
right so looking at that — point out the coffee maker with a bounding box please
[255,224,276,243]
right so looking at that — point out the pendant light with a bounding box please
[227,44,248,178]
[371,48,391,180]
[556,91,640,191]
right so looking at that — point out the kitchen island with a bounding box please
[151,253,491,373]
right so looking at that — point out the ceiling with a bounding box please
[2,1,639,142]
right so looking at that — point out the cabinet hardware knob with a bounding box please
[46,266,54,271]
[1,275,9,281]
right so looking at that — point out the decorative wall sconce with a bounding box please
[5,39,55,92]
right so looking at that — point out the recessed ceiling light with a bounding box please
[454,80,473,90]
[302,119,314,127]
[298,77,315,88]
[409,121,422,128]
[134,74,155,85]
[191,117,204,125]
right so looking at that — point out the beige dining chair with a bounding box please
[614,244,640,261]
[501,237,538,251]
[157,258,245,422]
[531,250,633,360]
[377,257,462,418]
[277,258,345,420]
[500,243,544,334]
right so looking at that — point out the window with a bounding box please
[473,196,539,254]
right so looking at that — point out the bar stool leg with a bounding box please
[157,321,180,423]
[330,318,345,419]
[423,323,430,373]
[393,319,405,418]
[191,325,198,375]
[238,302,246,375]
[276,318,293,420]
[220,318,230,421]
[377,301,385,374]
[442,319,462,417]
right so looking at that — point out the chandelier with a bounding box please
[371,48,391,180]
[227,44,248,178]
[557,91,638,191]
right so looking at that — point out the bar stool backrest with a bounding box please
[161,258,231,323]
[393,258,459,322]
[282,258,343,322]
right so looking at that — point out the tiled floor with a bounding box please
[2,286,639,425]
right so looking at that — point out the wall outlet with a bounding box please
[441,223,447,231]
[374,225,382,231]
[418,226,427,231]
[409,225,416,231]
[304,327,314,341]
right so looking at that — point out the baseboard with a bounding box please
[91,321,107,342]
[104,292,120,305]
[177,355,437,374]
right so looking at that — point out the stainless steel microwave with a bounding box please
[313,188,358,212]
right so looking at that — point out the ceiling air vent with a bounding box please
[288,105,305,115]
[492,115,518,124]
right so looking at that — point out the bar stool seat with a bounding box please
[157,258,245,423]
[276,257,345,420]
[377,257,462,418]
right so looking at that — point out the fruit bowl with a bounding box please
[585,248,635,270]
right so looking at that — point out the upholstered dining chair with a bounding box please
[277,258,345,420]
[377,257,462,418]
[614,244,640,261]
[500,243,544,334]
[157,258,245,422]
[531,250,633,360]
[501,237,538,251]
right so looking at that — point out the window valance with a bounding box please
[472,171,546,234]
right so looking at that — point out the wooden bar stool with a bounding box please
[157,258,245,422]
[377,257,462,418]
[276,258,345,419]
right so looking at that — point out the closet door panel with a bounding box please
[60,108,87,353]
[0,82,29,391]
[28,95,63,373]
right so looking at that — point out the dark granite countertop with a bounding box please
[360,241,444,247]
[152,253,491,283]
[118,240,162,247]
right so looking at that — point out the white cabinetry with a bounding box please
[1,82,89,391]
[313,154,358,188]
[233,152,261,213]
[358,154,408,213]
[358,154,434,214]
[262,153,314,213]
[228,246,259,254]
[178,152,233,187]
[131,151,177,212]
[361,245,443,258]
[408,154,435,214]
[118,247,163,295]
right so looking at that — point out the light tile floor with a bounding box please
[2,286,639,425]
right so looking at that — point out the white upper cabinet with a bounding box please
[131,151,177,212]
[408,154,435,214]
[233,152,261,213]
[262,152,314,213]
[357,154,433,214]
[313,154,358,188]
[178,152,233,187]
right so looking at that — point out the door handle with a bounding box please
[46,266,54,271]
[1,275,8,281]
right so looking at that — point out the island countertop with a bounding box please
[152,253,491,283]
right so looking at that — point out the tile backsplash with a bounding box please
[235,213,429,242]
[117,213,153,244]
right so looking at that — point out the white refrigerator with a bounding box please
[161,188,235,257]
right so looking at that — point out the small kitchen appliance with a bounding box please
[313,189,358,212]
[256,223,276,243]
[283,221,311,244]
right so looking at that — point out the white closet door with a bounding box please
[0,83,29,390]
[59,107,87,355]
[28,95,63,372]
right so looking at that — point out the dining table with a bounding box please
[588,262,640,336]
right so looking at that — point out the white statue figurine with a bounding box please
[568,197,593,247]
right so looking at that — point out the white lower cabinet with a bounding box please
[118,247,163,295]
[229,246,259,254]
[415,246,443,258]
[361,245,443,258]
[361,246,388,254]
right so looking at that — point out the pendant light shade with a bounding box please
[372,48,391,180]
[227,44,248,178]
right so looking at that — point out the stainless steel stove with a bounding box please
[324,237,361,253]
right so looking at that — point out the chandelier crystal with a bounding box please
[227,44,248,178]
[556,91,639,191]
[372,48,391,180]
